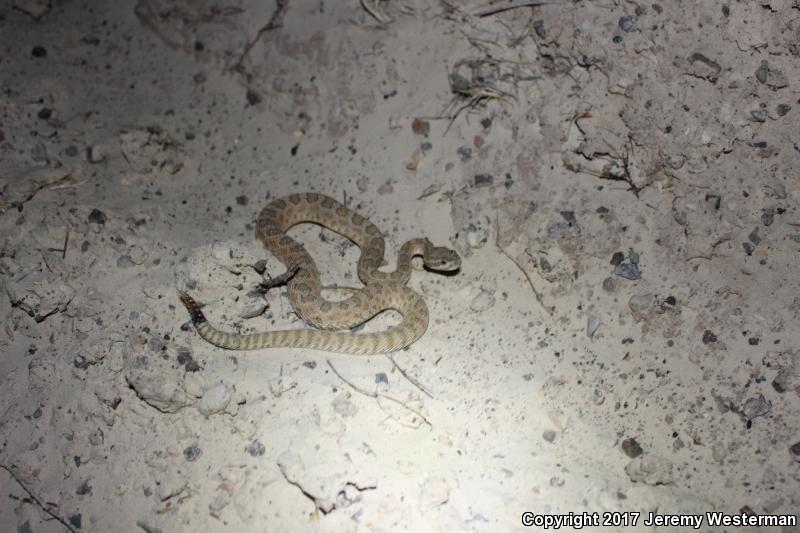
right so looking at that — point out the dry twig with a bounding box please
[495,217,554,315]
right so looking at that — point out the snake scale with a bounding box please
[179,192,460,354]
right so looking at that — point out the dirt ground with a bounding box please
[1,0,800,531]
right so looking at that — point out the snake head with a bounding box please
[423,246,461,273]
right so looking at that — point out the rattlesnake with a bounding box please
[179,192,460,354]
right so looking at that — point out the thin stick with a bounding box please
[62,228,69,259]
[232,0,289,71]
[327,360,432,427]
[327,359,377,398]
[0,464,77,533]
[387,355,434,399]
[474,0,554,17]
[495,216,554,316]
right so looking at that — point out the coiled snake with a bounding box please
[179,192,460,354]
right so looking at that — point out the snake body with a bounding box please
[179,192,460,354]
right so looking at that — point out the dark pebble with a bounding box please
[602,277,616,292]
[664,295,677,306]
[614,262,641,280]
[183,444,202,461]
[474,174,493,187]
[748,337,759,345]
[702,330,717,344]
[750,110,767,122]
[755,60,769,84]
[253,259,267,274]
[612,35,623,44]
[621,437,643,458]
[375,372,388,385]
[457,146,472,160]
[761,212,774,226]
[302,360,316,369]
[76,479,92,495]
[31,45,47,57]
[246,439,266,457]
[88,208,107,225]
[37,107,52,120]
[742,242,754,256]
[68,515,82,529]
[618,15,637,32]
[246,89,262,105]
[420,141,432,155]
[235,195,248,206]
[542,430,556,443]
[65,145,79,157]
[533,19,546,39]
[610,251,625,266]
[790,442,800,457]
[748,228,761,245]
[776,104,791,116]
[411,118,430,136]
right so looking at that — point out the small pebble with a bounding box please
[748,228,761,245]
[621,437,643,458]
[761,212,774,226]
[198,382,233,416]
[183,444,202,461]
[76,479,92,495]
[742,395,771,420]
[790,442,800,458]
[533,19,546,39]
[614,262,641,280]
[411,118,430,136]
[618,15,636,32]
[239,298,267,319]
[702,330,717,344]
[742,242,754,256]
[628,292,653,314]
[253,259,267,274]
[65,145,79,157]
[31,143,47,162]
[542,430,556,443]
[420,141,432,155]
[776,104,791,116]
[665,154,685,170]
[31,45,47,57]
[470,289,496,312]
[602,277,616,292]
[457,146,472,160]
[789,234,800,243]
[750,110,767,122]
[474,174,493,187]
[88,428,104,446]
[586,315,601,337]
[755,60,769,84]
[87,144,105,163]
[246,440,266,457]
[375,372,388,385]
[610,251,625,266]
[246,89,262,105]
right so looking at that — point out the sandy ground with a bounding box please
[1,0,800,531]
